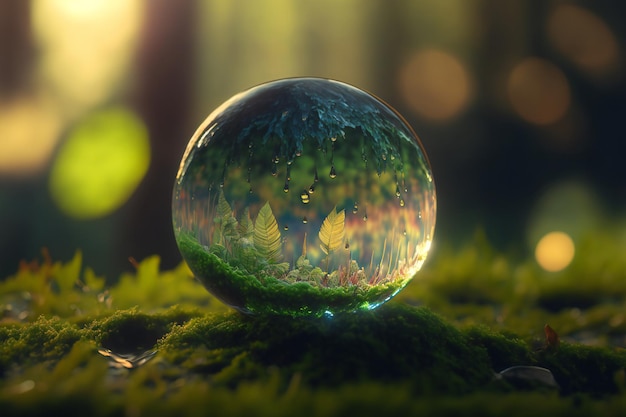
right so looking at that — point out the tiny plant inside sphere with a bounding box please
[172,78,436,317]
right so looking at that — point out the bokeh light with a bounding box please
[31,0,144,113]
[547,4,620,77]
[526,180,602,252]
[398,49,472,121]
[0,0,144,178]
[49,108,150,219]
[507,57,571,125]
[535,231,575,272]
[0,94,63,177]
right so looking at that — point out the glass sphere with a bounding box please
[172,78,436,317]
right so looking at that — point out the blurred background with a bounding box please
[1,0,625,281]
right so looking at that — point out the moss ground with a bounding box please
[177,232,407,316]
[2,230,626,416]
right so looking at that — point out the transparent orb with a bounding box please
[172,78,436,317]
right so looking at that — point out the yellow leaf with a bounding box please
[254,202,282,262]
[319,206,345,255]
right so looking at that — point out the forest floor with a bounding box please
[2,230,626,416]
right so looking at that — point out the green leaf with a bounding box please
[53,250,82,293]
[216,190,240,244]
[83,267,105,292]
[217,190,232,219]
[254,202,282,263]
[319,206,345,255]
[222,216,240,243]
[239,207,255,238]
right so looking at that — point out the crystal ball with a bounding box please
[172,78,436,316]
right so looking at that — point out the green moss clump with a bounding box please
[87,307,202,352]
[539,343,626,396]
[0,306,204,377]
[465,326,535,372]
[0,316,84,375]
[159,304,494,392]
[178,232,407,317]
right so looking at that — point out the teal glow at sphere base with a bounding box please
[172,78,436,316]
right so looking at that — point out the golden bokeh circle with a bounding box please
[398,49,471,121]
[535,231,575,272]
[507,58,571,125]
[547,4,619,76]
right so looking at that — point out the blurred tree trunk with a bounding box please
[0,0,33,99]
[367,0,409,105]
[120,0,196,271]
